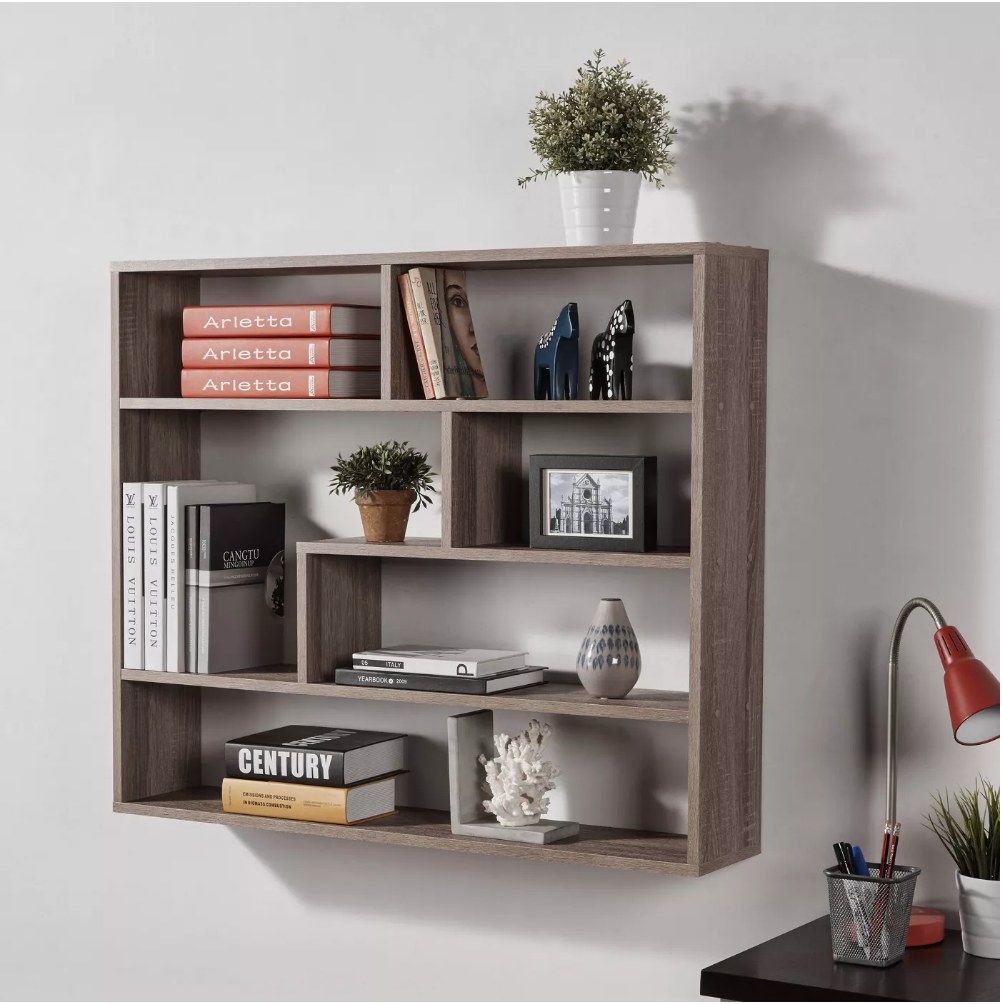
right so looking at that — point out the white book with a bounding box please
[351,645,527,679]
[164,481,256,672]
[142,483,167,671]
[121,483,144,669]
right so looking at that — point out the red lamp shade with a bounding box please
[934,626,1001,745]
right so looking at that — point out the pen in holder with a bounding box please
[825,863,920,967]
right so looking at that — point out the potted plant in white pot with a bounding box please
[518,49,676,246]
[329,440,436,544]
[925,776,1000,958]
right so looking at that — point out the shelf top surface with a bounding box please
[111,242,767,275]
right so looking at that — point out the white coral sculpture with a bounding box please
[479,719,561,826]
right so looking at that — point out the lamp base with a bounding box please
[907,906,946,947]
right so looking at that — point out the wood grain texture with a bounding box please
[118,410,200,483]
[297,553,381,683]
[120,397,692,414]
[116,682,200,802]
[115,787,693,873]
[442,412,523,547]
[120,669,690,723]
[299,537,691,569]
[382,264,422,400]
[112,243,767,275]
[687,251,767,874]
[117,272,199,396]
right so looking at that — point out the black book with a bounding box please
[334,665,546,695]
[196,501,284,674]
[224,725,406,787]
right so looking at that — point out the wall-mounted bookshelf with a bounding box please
[111,241,767,876]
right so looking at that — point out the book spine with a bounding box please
[181,338,334,369]
[196,505,210,674]
[184,505,199,675]
[164,487,184,672]
[397,274,435,399]
[437,268,475,398]
[121,483,144,669]
[335,668,489,694]
[224,743,346,786]
[407,269,446,398]
[142,484,165,671]
[181,369,332,398]
[422,268,458,397]
[183,304,334,337]
[221,777,352,824]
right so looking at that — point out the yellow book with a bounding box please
[221,774,397,824]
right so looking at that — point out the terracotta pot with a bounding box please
[355,490,415,543]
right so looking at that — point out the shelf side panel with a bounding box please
[383,264,423,400]
[688,252,767,874]
[298,553,381,683]
[118,272,199,397]
[117,681,200,802]
[442,412,523,547]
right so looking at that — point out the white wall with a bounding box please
[0,3,997,1001]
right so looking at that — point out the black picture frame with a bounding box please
[528,454,657,553]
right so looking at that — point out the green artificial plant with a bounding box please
[518,49,676,188]
[329,440,436,512]
[925,776,1000,881]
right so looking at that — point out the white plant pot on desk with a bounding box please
[558,171,641,246]
[957,872,1000,958]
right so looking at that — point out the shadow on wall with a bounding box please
[674,91,888,255]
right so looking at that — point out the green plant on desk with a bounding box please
[925,776,1000,880]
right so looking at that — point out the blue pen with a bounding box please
[851,845,869,876]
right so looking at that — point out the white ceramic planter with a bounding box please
[557,171,641,246]
[957,871,1000,958]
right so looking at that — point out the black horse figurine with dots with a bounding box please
[589,299,635,401]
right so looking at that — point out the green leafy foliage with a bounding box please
[329,440,436,512]
[925,776,1000,881]
[518,49,677,188]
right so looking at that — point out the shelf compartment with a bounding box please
[120,669,690,723]
[118,397,692,414]
[299,538,690,569]
[114,787,692,874]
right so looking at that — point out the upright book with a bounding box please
[121,483,143,670]
[351,645,527,679]
[224,725,406,786]
[397,275,434,399]
[196,501,285,673]
[182,303,380,337]
[181,337,380,369]
[221,775,397,825]
[181,369,380,399]
[405,269,446,398]
[164,481,256,673]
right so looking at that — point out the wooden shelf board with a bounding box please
[119,397,692,415]
[299,537,691,569]
[112,242,767,275]
[120,669,690,723]
[114,787,692,873]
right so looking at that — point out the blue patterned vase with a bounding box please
[576,598,641,698]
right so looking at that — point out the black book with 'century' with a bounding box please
[224,725,406,788]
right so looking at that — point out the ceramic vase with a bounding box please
[957,872,1000,958]
[557,171,641,246]
[355,490,414,543]
[576,598,641,698]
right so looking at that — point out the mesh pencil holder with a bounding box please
[825,864,920,967]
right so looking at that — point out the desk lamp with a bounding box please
[884,597,1000,945]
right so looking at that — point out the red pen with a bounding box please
[885,821,902,876]
[878,819,892,877]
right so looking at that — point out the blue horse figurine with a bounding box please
[534,302,579,400]
[589,299,635,401]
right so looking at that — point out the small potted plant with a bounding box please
[518,49,676,246]
[329,440,436,544]
[925,776,1000,958]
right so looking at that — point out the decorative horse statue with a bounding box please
[534,302,579,400]
[589,299,635,401]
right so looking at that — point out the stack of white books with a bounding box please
[334,646,545,695]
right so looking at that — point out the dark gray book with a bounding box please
[196,502,284,674]
[335,666,546,695]
[224,725,406,787]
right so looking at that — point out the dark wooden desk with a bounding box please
[700,916,999,1002]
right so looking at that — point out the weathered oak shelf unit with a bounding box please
[111,242,767,876]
